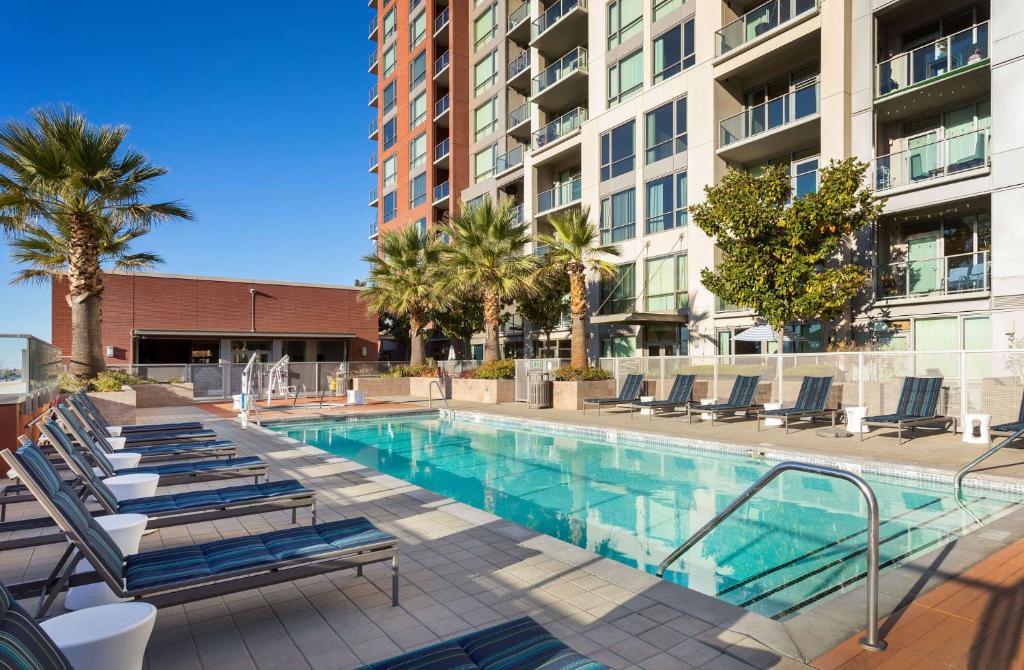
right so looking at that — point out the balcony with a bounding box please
[507,102,531,142]
[532,47,588,110]
[873,129,990,193]
[434,6,450,42]
[434,93,450,127]
[533,107,587,152]
[369,151,379,172]
[434,50,450,86]
[874,251,990,301]
[508,51,531,93]
[368,50,378,74]
[368,84,379,107]
[717,81,819,163]
[369,16,378,40]
[716,0,818,58]
[510,204,527,224]
[532,0,588,57]
[536,177,582,215]
[369,219,378,240]
[368,118,378,140]
[369,187,379,207]
[495,145,524,177]
[434,137,450,169]
[433,180,451,207]
[507,1,531,45]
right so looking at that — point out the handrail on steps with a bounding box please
[954,427,1024,495]
[655,461,888,652]
[428,380,451,413]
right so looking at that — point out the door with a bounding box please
[907,236,940,294]
[907,130,940,182]
[716,330,732,355]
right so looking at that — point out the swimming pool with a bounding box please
[269,412,1023,619]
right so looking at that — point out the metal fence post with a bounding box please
[858,353,865,408]
[659,357,666,399]
[960,350,968,417]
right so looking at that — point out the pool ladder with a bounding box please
[954,427,1024,495]
[656,462,887,653]
[428,380,452,416]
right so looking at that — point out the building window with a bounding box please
[645,254,687,311]
[608,50,644,106]
[415,217,427,237]
[644,97,687,164]
[600,120,636,181]
[474,50,498,94]
[608,0,643,49]
[600,188,636,243]
[410,92,427,129]
[652,17,695,83]
[601,262,636,314]
[474,97,498,140]
[410,51,427,90]
[382,118,397,150]
[652,0,682,22]
[382,7,396,40]
[474,144,497,181]
[474,4,498,49]
[383,155,397,189]
[645,170,687,234]
[382,44,397,78]
[410,173,427,207]
[410,11,426,49]
[383,191,397,222]
[382,81,397,115]
[410,133,427,170]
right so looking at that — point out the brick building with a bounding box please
[51,272,378,366]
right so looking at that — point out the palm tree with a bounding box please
[535,207,619,368]
[360,223,445,366]
[0,106,192,378]
[438,198,537,362]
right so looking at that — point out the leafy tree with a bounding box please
[0,106,192,378]
[429,287,484,359]
[690,159,884,344]
[438,198,537,362]
[360,223,446,366]
[534,206,619,368]
[519,271,569,358]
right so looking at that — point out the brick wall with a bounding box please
[52,273,378,365]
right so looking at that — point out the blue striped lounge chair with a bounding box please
[56,404,241,467]
[583,374,645,414]
[72,389,205,435]
[0,431,315,552]
[756,376,837,434]
[2,444,399,618]
[861,377,950,444]
[695,375,762,425]
[356,617,608,670]
[629,374,697,420]
[66,394,221,448]
[0,580,75,669]
[992,393,1024,442]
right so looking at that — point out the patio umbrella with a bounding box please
[734,323,806,342]
[447,345,457,360]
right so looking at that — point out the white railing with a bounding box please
[434,6,449,33]
[434,137,450,162]
[434,50,449,76]
[716,0,817,57]
[495,145,524,175]
[536,177,582,213]
[720,81,819,147]
[533,107,587,150]
[434,94,450,118]
[533,0,585,38]
[508,51,530,80]
[508,102,530,129]
[533,47,587,97]
[873,129,990,191]
[876,22,989,98]
[508,1,530,34]
[874,250,990,299]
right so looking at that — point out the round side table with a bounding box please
[961,413,992,445]
[639,395,655,416]
[700,399,715,421]
[65,513,148,610]
[845,406,870,434]
[105,436,127,450]
[41,602,156,670]
[103,473,159,502]
[93,452,142,479]
[763,402,784,427]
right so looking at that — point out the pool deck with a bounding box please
[7,398,1024,669]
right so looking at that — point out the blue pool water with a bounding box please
[270,413,1023,619]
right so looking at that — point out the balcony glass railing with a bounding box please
[368,51,378,70]
[434,6,449,33]
[873,129,990,191]
[369,84,378,104]
[533,0,585,38]
[717,0,817,56]
[537,177,582,213]
[508,51,531,79]
[508,102,530,129]
[875,250,990,299]
[508,1,530,33]
[434,50,449,75]
[433,180,450,203]
[719,81,819,147]
[495,145,524,174]
[434,137,450,162]
[533,107,587,150]
[533,47,587,96]
[434,94,449,118]
[368,118,378,137]
[510,204,526,224]
[369,151,378,169]
[369,219,378,238]
[876,22,989,98]
[369,187,378,205]
[369,16,378,37]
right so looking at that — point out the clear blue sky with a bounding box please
[1,0,376,341]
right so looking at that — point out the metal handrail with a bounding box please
[954,427,1024,494]
[428,380,450,413]
[655,462,887,652]
[291,383,308,411]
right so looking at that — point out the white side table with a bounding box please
[41,602,156,670]
[700,399,715,421]
[65,513,148,610]
[845,406,869,434]
[639,395,655,416]
[347,389,366,405]
[763,402,784,427]
[105,436,127,450]
[94,452,142,479]
[103,473,159,502]
[961,413,992,445]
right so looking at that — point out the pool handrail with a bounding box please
[428,379,451,413]
[954,426,1024,496]
[655,461,887,652]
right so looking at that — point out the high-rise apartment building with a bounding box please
[370,0,1024,360]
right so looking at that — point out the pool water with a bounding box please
[270,413,1023,619]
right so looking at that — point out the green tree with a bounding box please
[438,198,537,362]
[429,287,484,359]
[360,223,446,366]
[534,206,619,368]
[690,159,884,345]
[0,106,192,378]
[519,271,570,358]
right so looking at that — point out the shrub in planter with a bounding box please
[382,364,439,378]
[471,360,515,380]
[552,366,613,382]
[61,370,154,393]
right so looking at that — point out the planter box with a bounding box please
[87,389,137,426]
[352,377,411,397]
[450,378,514,404]
[552,380,617,411]
[131,383,193,408]
[410,377,449,399]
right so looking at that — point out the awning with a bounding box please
[132,329,356,339]
[590,312,688,325]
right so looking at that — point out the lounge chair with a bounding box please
[0,432,316,550]
[583,374,645,414]
[693,375,762,425]
[861,376,951,444]
[356,617,608,670]
[991,393,1024,440]
[756,376,838,433]
[629,374,696,420]
[71,390,205,435]
[67,393,218,445]
[3,445,399,617]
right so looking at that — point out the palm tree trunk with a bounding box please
[483,290,501,363]
[67,215,105,379]
[568,268,588,368]
[409,314,426,366]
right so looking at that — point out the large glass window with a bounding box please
[474,50,498,93]
[601,263,636,314]
[410,133,427,170]
[600,121,636,181]
[382,44,397,78]
[608,0,643,49]
[645,254,688,311]
[410,12,426,49]
[644,170,687,234]
[383,7,396,40]
[474,144,497,181]
[410,92,427,128]
[383,155,397,189]
[653,0,682,21]
[645,97,687,164]
[474,97,497,140]
[410,173,427,207]
[608,50,644,106]
[415,217,427,238]
[600,188,636,243]
[382,81,397,115]
[653,17,695,83]
[383,191,397,222]
[474,4,497,49]
[382,118,397,150]
[410,51,427,89]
